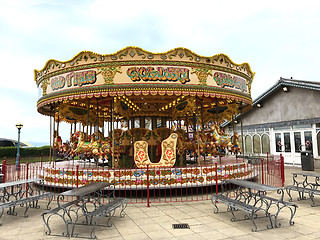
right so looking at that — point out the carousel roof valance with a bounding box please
[34,47,255,124]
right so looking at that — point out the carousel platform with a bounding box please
[38,156,257,189]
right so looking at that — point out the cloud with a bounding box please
[1,0,320,144]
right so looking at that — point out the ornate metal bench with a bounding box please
[211,179,298,231]
[70,197,128,239]
[42,199,80,237]
[0,179,53,226]
[258,195,297,228]
[285,172,320,207]
[211,193,269,232]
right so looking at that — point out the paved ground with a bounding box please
[1,166,320,240]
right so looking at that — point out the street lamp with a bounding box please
[15,123,23,170]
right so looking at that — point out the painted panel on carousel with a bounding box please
[45,66,249,96]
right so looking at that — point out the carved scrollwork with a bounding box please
[97,65,122,85]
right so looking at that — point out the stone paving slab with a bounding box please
[0,166,320,239]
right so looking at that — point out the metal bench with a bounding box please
[0,191,53,225]
[285,172,320,207]
[211,193,270,232]
[259,195,298,228]
[70,197,128,239]
[42,199,80,237]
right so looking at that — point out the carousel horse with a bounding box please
[211,125,232,149]
[74,132,93,156]
[230,132,241,154]
[53,135,62,151]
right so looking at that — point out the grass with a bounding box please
[3,156,51,165]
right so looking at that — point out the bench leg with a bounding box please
[42,212,72,237]
[285,188,293,202]
[119,202,128,218]
[268,203,297,228]
[0,208,3,226]
[46,194,54,210]
[249,211,258,232]
[288,205,297,226]
[42,214,53,235]
[211,197,219,213]
[228,207,237,222]
[298,191,306,201]
[7,206,17,216]
[23,203,30,218]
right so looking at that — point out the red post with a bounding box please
[280,154,285,187]
[215,162,218,195]
[40,154,43,169]
[266,152,269,174]
[2,158,6,183]
[147,164,150,207]
[26,162,29,197]
[76,165,79,188]
[26,162,29,180]
[261,159,264,185]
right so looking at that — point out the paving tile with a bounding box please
[188,223,215,233]
[1,166,320,240]
[138,222,166,233]
[122,232,151,240]
[198,230,229,240]
[145,230,174,240]
[216,226,248,238]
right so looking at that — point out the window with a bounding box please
[261,134,270,154]
[253,135,261,153]
[304,131,313,151]
[134,118,140,128]
[245,135,252,153]
[294,132,301,152]
[275,133,282,152]
[145,117,152,130]
[284,132,291,152]
[238,136,243,152]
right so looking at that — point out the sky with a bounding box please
[0,0,320,146]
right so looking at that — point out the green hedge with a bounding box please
[0,146,50,158]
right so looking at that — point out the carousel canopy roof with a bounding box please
[34,47,255,125]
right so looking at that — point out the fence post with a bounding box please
[280,154,285,187]
[76,165,79,188]
[40,154,43,169]
[266,152,269,174]
[2,158,6,183]
[261,159,264,184]
[26,162,29,180]
[147,164,150,208]
[215,162,218,196]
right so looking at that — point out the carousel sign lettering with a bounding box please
[213,72,247,93]
[126,67,190,84]
[51,70,96,91]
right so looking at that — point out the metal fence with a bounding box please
[1,155,285,205]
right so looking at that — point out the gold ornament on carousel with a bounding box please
[97,65,122,85]
[191,67,212,86]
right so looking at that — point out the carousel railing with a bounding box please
[1,155,285,205]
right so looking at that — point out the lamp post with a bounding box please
[15,123,23,170]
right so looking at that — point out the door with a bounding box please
[274,130,313,165]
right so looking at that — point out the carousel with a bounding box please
[34,47,256,189]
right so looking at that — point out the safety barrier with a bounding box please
[1,155,284,206]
